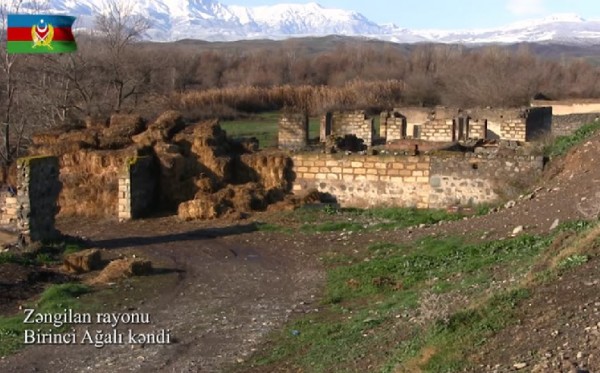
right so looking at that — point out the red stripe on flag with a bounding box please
[7,27,75,42]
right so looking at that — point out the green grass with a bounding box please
[0,241,87,267]
[292,206,465,233]
[545,121,600,157]
[0,283,90,357]
[220,111,320,149]
[244,232,553,372]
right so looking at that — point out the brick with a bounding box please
[416,177,429,183]
[309,167,320,173]
[326,160,339,167]
[331,167,342,173]
[297,166,309,172]
[404,177,416,182]
[351,161,364,168]
[375,162,388,169]
[315,160,326,167]
[363,162,375,168]
[319,167,330,173]
[367,169,378,175]
[343,168,354,174]
[367,175,379,181]
[354,168,366,175]
[392,163,405,170]
[303,173,315,180]
[343,174,354,181]
[355,175,366,181]
[399,170,412,177]
[413,171,424,177]
[406,164,416,170]
[315,173,327,180]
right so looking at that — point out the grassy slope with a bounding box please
[241,219,596,372]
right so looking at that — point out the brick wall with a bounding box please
[292,154,431,208]
[421,119,455,142]
[118,156,157,221]
[469,119,487,140]
[322,111,375,146]
[291,152,544,209]
[380,111,407,141]
[500,119,527,142]
[278,113,308,150]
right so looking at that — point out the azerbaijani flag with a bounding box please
[7,14,77,54]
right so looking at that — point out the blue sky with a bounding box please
[220,0,600,29]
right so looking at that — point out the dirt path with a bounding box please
[0,217,323,373]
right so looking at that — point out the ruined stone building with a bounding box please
[278,106,553,149]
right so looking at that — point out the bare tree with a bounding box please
[95,0,150,112]
[0,0,24,162]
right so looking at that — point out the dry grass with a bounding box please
[173,80,404,116]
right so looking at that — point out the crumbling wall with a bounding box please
[552,114,600,137]
[380,111,407,142]
[469,119,487,140]
[429,153,544,208]
[0,190,17,226]
[16,156,61,242]
[420,119,455,142]
[500,118,527,142]
[291,152,544,209]
[321,111,375,146]
[118,156,157,221]
[292,154,431,208]
[278,113,308,150]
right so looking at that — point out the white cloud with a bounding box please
[506,0,545,16]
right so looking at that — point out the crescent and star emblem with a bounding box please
[31,19,54,49]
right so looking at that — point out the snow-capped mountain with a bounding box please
[22,0,600,44]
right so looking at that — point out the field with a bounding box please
[220,112,321,148]
[220,111,382,148]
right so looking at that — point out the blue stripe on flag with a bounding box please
[7,14,76,28]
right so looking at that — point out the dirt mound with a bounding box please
[63,249,103,273]
[88,258,152,285]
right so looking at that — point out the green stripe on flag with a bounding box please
[7,41,77,54]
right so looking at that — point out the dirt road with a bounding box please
[0,217,323,373]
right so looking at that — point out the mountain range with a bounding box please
[31,0,600,44]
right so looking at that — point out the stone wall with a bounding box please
[321,111,375,146]
[552,114,600,137]
[0,190,17,226]
[380,111,407,141]
[291,152,544,209]
[429,153,544,208]
[118,156,158,221]
[292,154,431,208]
[16,156,61,242]
[278,113,308,150]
